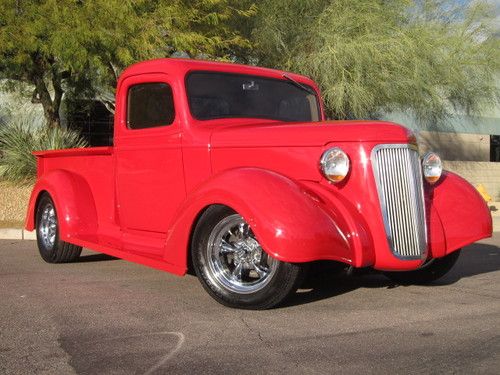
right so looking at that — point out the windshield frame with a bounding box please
[184,70,322,123]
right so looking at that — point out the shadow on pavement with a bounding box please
[283,242,500,308]
[77,253,117,262]
[437,242,500,283]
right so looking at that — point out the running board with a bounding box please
[67,236,186,276]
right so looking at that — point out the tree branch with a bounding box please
[51,66,63,119]
[107,61,118,87]
[31,88,41,104]
[30,52,60,127]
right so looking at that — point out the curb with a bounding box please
[0,226,499,241]
[0,228,36,240]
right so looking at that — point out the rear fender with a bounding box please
[163,168,354,273]
[427,171,492,257]
[25,169,98,239]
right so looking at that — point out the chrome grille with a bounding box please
[372,145,427,259]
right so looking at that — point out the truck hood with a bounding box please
[210,120,414,148]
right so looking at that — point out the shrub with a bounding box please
[0,120,87,183]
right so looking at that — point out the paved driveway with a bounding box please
[0,236,499,374]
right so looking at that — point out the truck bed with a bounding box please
[30,146,187,275]
[33,146,116,238]
[33,146,113,158]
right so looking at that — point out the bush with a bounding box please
[0,120,87,183]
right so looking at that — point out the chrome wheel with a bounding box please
[192,206,307,309]
[39,203,56,249]
[35,193,82,264]
[205,214,278,294]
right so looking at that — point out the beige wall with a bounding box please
[418,131,490,161]
[417,131,500,200]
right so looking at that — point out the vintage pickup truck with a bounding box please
[26,58,492,309]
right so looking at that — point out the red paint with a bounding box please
[25,58,492,275]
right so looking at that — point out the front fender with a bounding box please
[25,169,98,239]
[428,171,492,258]
[163,168,354,272]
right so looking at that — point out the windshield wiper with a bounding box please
[282,73,316,96]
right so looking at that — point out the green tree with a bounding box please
[0,0,256,127]
[252,0,500,120]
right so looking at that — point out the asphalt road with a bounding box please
[0,236,499,375]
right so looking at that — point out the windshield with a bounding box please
[186,72,321,122]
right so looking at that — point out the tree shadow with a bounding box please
[283,242,500,308]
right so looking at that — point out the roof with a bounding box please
[119,58,317,89]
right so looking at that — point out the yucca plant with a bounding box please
[0,120,87,183]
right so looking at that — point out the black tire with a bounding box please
[36,193,82,263]
[191,205,307,309]
[383,250,461,285]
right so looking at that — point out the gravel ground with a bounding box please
[0,180,32,225]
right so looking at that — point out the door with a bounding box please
[115,73,186,242]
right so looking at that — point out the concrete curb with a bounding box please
[0,228,36,240]
[1,225,499,241]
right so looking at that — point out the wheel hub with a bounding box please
[205,214,278,294]
[233,237,262,265]
[39,203,56,249]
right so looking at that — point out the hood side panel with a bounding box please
[211,146,323,182]
[210,120,412,148]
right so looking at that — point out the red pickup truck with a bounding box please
[26,58,492,309]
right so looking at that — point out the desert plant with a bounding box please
[253,0,500,120]
[0,0,256,127]
[0,119,87,183]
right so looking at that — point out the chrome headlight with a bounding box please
[422,152,442,184]
[319,147,350,183]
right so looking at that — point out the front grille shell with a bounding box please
[371,144,427,259]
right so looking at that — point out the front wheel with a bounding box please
[191,206,306,309]
[36,193,82,263]
[383,250,461,285]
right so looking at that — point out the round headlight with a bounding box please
[320,147,350,183]
[422,152,442,184]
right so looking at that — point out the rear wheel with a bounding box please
[191,205,306,309]
[383,250,461,285]
[36,193,82,263]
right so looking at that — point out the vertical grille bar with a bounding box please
[372,145,427,259]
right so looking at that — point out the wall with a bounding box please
[0,81,45,128]
[418,131,491,161]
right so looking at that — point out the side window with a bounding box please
[127,83,175,129]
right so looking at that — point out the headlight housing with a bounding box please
[319,147,350,183]
[422,152,442,184]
